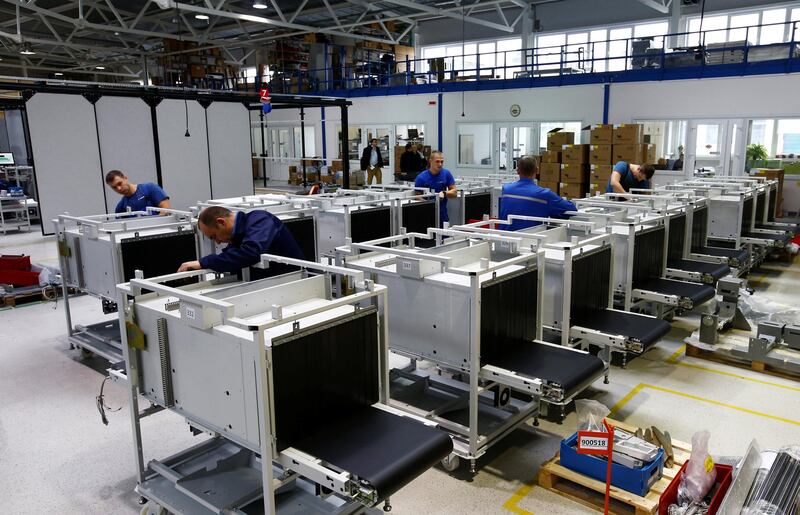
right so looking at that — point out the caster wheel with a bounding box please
[441,454,460,472]
[80,348,94,359]
[383,501,392,512]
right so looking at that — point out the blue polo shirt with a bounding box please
[500,178,577,230]
[606,161,650,193]
[115,183,168,214]
[415,168,455,224]
[199,211,305,279]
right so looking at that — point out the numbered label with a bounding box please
[578,435,609,452]
[185,306,197,320]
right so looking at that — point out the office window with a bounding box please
[777,119,800,155]
[695,124,720,157]
[293,126,316,158]
[728,13,759,43]
[638,120,688,170]
[760,8,787,45]
[395,124,426,146]
[457,124,493,166]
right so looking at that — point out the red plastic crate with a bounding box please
[0,255,31,271]
[0,270,40,287]
[659,462,733,515]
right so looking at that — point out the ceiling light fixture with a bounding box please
[96,65,106,70]
[20,42,35,55]
[253,2,268,9]
[195,13,209,20]
[54,72,63,76]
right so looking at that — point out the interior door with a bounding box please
[496,124,536,173]
[362,126,392,173]
[686,120,745,177]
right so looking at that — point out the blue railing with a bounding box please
[232,19,799,95]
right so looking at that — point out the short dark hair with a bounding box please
[198,206,233,226]
[371,138,378,143]
[517,156,538,178]
[405,142,413,150]
[105,170,124,183]
[641,164,655,179]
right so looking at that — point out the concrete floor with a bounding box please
[1,225,799,514]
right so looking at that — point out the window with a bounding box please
[293,126,316,158]
[634,21,668,43]
[457,124,493,166]
[419,37,522,79]
[539,122,582,150]
[760,8,787,45]
[395,124,426,146]
[337,126,362,160]
[608,27,632,71]
[479,42,496,72]
[497,38,523,79]
[243,66,257,84]
[747,118,800,157]
[793,8,800,22]
[590,29,608,72]
[776,119,800,156]
[687,15,728,46]
[728,13,759,43]
[695,124,721,157]
[566,33,588,69]
[638,120,688,170]
[536,33,565,70]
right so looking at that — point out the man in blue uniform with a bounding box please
[415,151,456,225]
[499,156,577,231]
[606,161,655,193]
[105,170,171,214]
[178,206,305,279]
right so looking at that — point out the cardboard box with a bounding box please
[613,144,646,163]
[547,130,574,151]
[613,124,644,144]
[335,170,366,186]
[562,144,589,165]
[538,181,559,194]
[590,124,614,144]
[539,163,561,182]
[541,150,562,163]
[644,143,657,164]
[559,182,588,199]
[189,64,205,78]
[589,181,606,194]
[321,175,334,184]
[591,164,614,183]
[560,163,589,183]
[590,145,613,165]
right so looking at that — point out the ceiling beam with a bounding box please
[379,0,514,33]
[634,0,669,14]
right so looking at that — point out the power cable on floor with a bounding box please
[96,375,122,426]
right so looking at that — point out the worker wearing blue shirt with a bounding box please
[105,170,171,214]
[499,156,577,231]
[178,206,305,279]
[415,151,456,225]
[606,161,655,193]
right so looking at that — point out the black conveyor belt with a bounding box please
[757,222,799,233]
[293,406,453,501]
[637,278,715,306]
[743,231,791,244]
[668,259,730,280]
[694,246,749,263]
[485,340,605,396]
[573,309,671,348]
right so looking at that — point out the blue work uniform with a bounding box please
[115,182,168,213]
[500,178,577,231]
[415,168,455,224]
[199,211,305,280]
[605,161,651,193]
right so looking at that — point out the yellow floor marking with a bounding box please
[673,360,800,393]
[609,383,800,426]
[666,345,686,364]
[502,483,535,515]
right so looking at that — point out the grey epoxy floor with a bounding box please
[1,226,799,514]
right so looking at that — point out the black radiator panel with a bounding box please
[283,217,317,261]
[271,309,380,452]
[632,226,665,289]
[668,214,687,261]
[351,206,392,244]
[480,268,538,365]
[756,192,766,223]
[570,247,612,322]
[120,231,197,282]
[741,197,753,236]
[768,190,777,222]
[402,201,436,235]
[464,192,491,223]
[691,206,709,251]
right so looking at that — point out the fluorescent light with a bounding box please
[20,43,35,55]
[253,1,268,9]
[96,65,106,70]
[54,72,63,76]
[195,13,209,20]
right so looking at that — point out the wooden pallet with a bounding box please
[537,420,691,515]
[686,343,800,382]
[1,286,63,307]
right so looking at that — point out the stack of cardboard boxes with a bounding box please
[539,130,574,194]
[560,142,590,199]
[588,124,657,193]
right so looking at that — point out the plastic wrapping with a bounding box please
[575,399,609,432]
[743,446,800,515]
[678,431,717,504]
[739,289,800,326]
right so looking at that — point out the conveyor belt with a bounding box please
[636,278,715,307]
[743,231,790,244]
[757,222,798,233]
[668,259,730,280]
[694,245,749,264]
[572,309,671,348]
[485,340,605,396]
[293,406,453,501]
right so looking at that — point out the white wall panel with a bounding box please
[207,102,254,198]
[27,93,105,231]
[157,99,211,209]
[95,96,158,213]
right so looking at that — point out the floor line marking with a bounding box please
[502,483,535,515]
[609,383,800,426]
[666,345,686,364]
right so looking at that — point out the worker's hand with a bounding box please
[178,260,201,273]
[438,191,446,199]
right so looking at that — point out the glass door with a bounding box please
[363,125,392,174]
[496,124,535,173]
[686,120,745,177]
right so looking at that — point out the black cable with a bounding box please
[96,375,122,426]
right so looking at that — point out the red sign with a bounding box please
[259,87,270,103]
[577,420,615,515]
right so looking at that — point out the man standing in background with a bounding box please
[360,138,384,185]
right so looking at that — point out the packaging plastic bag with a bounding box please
[743,446,800,515]
[575,399,609,432]
[678,431,717,504]
[738,289,800,327]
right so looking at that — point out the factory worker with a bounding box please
[415,151,456,226]
[606,161,655,193]
[499,156,577,231]
[178,206,305,279]
[105,170,171,214]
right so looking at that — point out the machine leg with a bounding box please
[383,499,392,512]
[532,417,539,427]
[138,496,147,505]
[469,459,477,475]
[604,372,610,385]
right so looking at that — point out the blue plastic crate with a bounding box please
[560,432,665,497]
